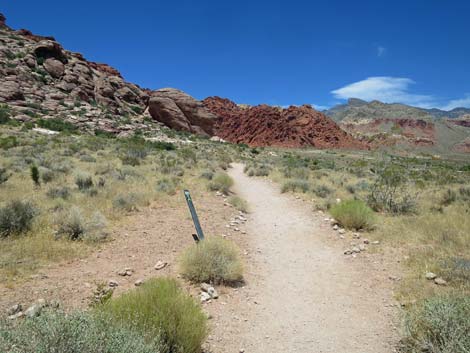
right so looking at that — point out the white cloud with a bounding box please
[331,76,436,108]
[311,103,329,111]
[377,46,386,57]
[439,94,470,111]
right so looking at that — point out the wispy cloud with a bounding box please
[331,76,436,108]
[311,103,329,111]
[439,94,470,111]
[377,46,386,57]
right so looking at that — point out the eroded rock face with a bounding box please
[0,13,157,136]
[148,88,217,135]
[204,96,368,149]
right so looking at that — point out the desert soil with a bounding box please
[1,164,400,353]
[204,164,399,353]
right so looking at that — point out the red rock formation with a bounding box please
[204,96,368,149]
[89,62,123,78]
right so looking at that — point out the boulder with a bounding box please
[43,58,65,78]
[148,88,216,135]
[34,40,67,63]
[0,81,24,101]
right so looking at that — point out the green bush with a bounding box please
[0,167,10,185]
[228,196,248,212]
[0,136,18,149]
[0,104,11,124]
[330,199,375,230]
[368,164,418,214]
[0,310,164,353]
[36,118,78,133]
[101,278,208,353]
[75,172,94,190]
[30,165,40,186]
[0,200,37,238]
[281,179,310,193]
[180,237,243,285]
[399,294,470,353]
[208,172,233,194]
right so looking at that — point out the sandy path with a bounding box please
[219,163,397,353]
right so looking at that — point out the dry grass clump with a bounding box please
[330,199,375,230]
[180,237,243,285]
[228,195,249,213]
[208,172,234,194]
[0,310,164,353]
[281,179,310,193]
[101,277,207,353]
[398,294,470,353]
[0,200,37,237]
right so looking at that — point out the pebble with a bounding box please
[134,279,144,286]
[333,224,339,230]
[338,229,346,234]
[434,277,447,286]
[154,261,167,270]
[109,279,119,287]
[201,283,219,299]
[425,272,437,280]
[7,304,22,316]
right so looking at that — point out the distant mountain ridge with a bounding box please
[325,98,470,122]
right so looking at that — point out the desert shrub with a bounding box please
[200,170,214,180]
[75,172,94,190]
[0,167,10,185]
[39,167,55,183]
[458,186,470,203]
[281,179,310,193]
[0,104,11,124]
[440,189,457,207]
[80,154,97,163]
[46,186,71,199]
[55,207,107,241]
[113,193,147,212]
[0,310,164,353]
[330,199,375,230]
[30,165,40,186]
[368,164,418,214]
[180,237,243,285]
[36,118,78,133]
[208,172,233,194]
[121,149,146,166]
[399,294,470,353]
[0,136,18,149]
[101,278,208,353]
[228,196,248,212]
[0,200,37,237]
[245,164,271,177]
[312,184,332,198]
[156,178,177,195]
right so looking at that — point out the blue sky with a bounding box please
[3,0,470,110]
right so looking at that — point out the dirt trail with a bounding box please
[221,163,397,353]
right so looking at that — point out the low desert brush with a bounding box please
[228,195,248,212]
[330,199,375,230]
[0,310,163,353]
[180,237,243,285]
[100,277,207,353]
[399,294,470,353]
[208,172,233,194]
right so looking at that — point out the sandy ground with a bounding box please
[204,164,399,353]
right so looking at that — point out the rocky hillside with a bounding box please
[324,99,470,153]
[0,13,163,136]
[0,13,368,150]
[204,96,368,149]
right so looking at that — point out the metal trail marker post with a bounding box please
[184,190,205,242]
